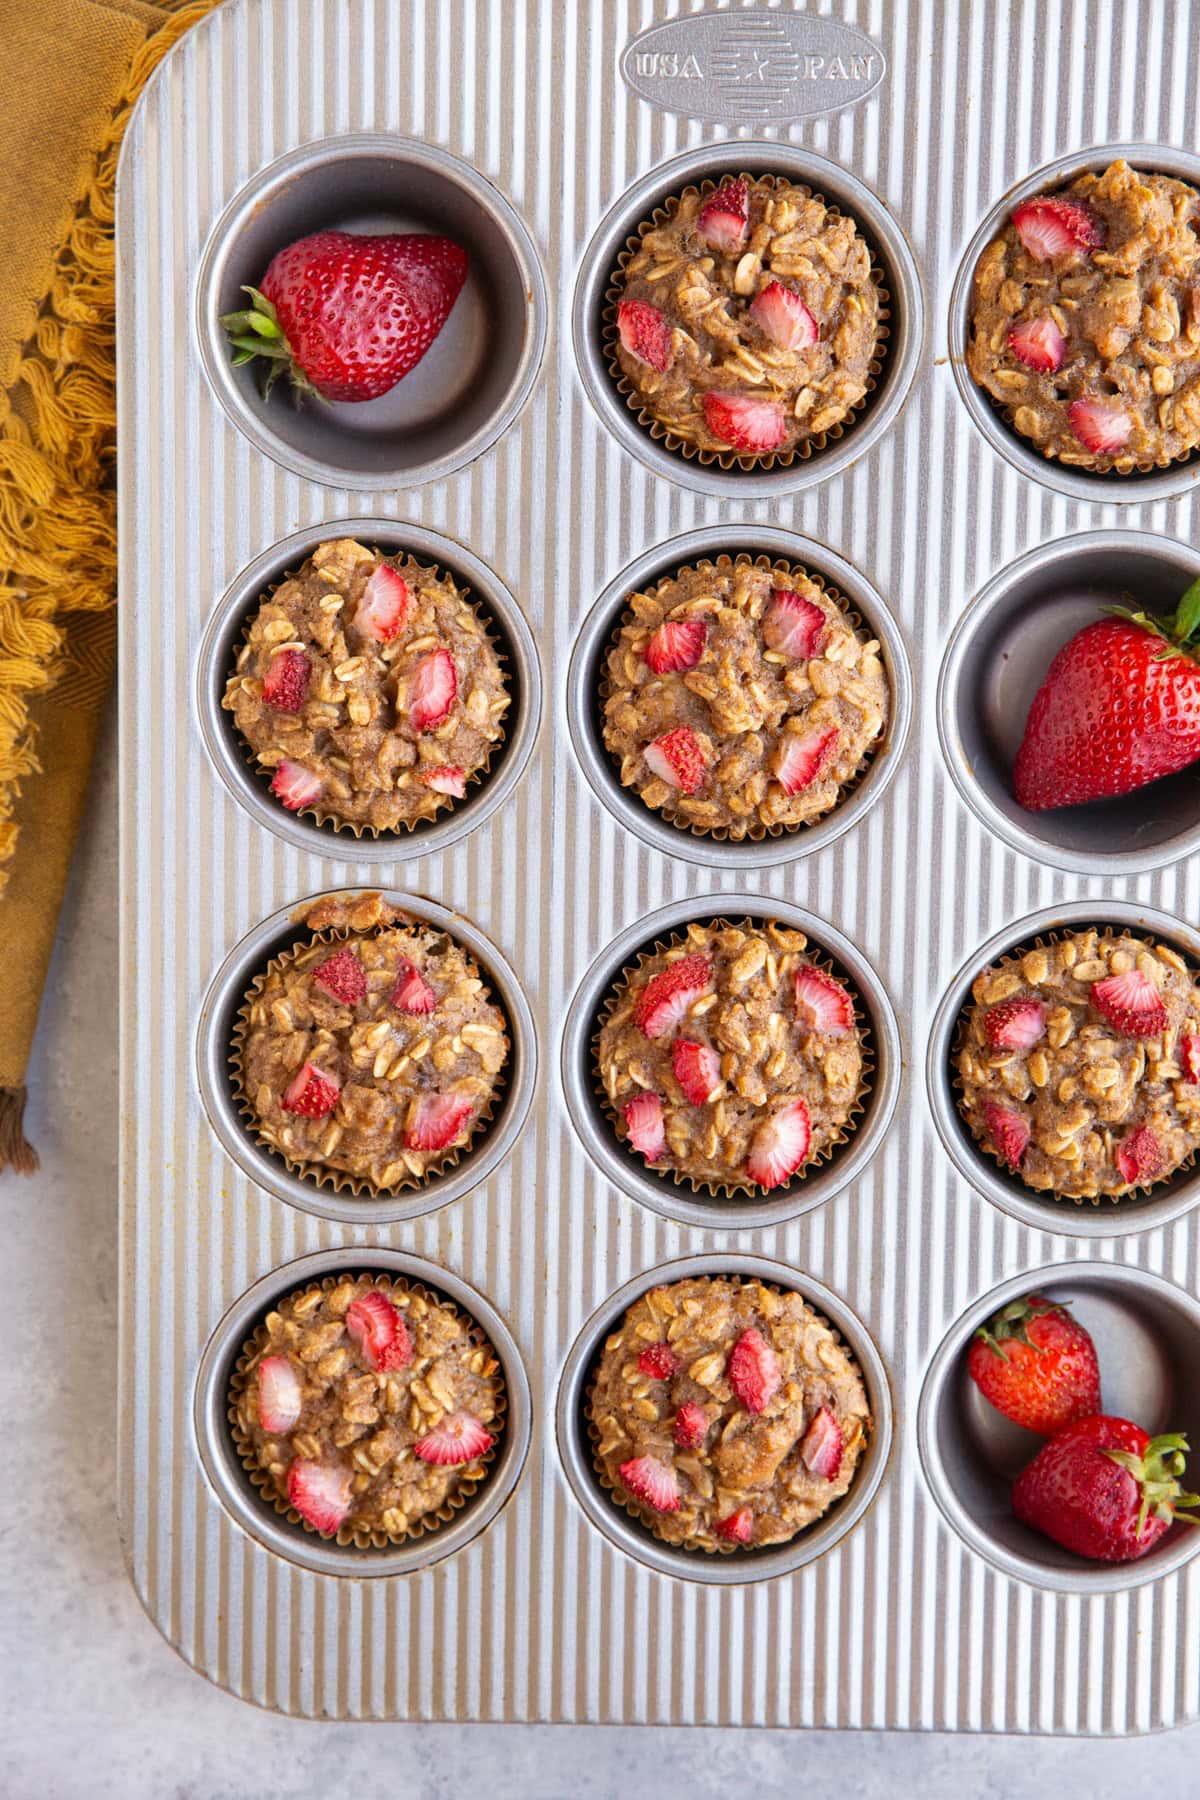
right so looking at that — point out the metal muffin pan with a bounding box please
[119,0,1200,1734]
[918,1260,1200,1595]
[572,138,924,496]
[194,1246,533,1579]
[948,140,1200,506]
[565,522,912,869]
[196,887,538,1225]
[195,516,542,860]
[926,899,1200,1239]
[195,133,549,490]
[555,1252,893,1586]
[561,893,902,1231]
[937,531,1200,876]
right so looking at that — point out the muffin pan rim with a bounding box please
[554,1251,894,1587]
[192,1246,534,1579]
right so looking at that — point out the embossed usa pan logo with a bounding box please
[620,9,886,124]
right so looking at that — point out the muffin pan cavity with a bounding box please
[572,141,923,497]
[196,888,537,1224]
[927,900,1200,1237]
[196,135,548,489]
[196,518,542,859]
[561,893,901,1230]
[194,1248,532,1579]
[566,524,912,869]
[555,1254,893,1585]
[949,142,1200,505]
[918,1261,1200,1595]
[937,531,1200,875]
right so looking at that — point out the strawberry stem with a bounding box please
[1104,1432,1200,1538]
[219,285,319,402]
[1106,575,1200,664]
[973,1294,1067,1361]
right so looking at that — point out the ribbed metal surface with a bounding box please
[117,0,1200,1729]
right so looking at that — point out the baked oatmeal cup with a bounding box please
[956,926,1200,1201]
[601,555,889,839]
[967,159,1200,472]
[589,1274,870,1552]
[222,536,509,834]
[595,919,868,1197]
[608,173,885,466]
[231,892,510,1195]
[230,1272,505,1546]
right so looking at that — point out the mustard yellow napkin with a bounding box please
[0,0,221,1170]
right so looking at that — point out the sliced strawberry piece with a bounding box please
[644,617,707,674]
[257,1354,302,1435]
[312,946,367,1006]
[262,648,311,712]
[750,280,818,351]
[390,956,436,1014]
[1067,396,1133,456]
[1091,969,1168,1038]
[1007,315,1067,372]
[287,1459,351,1535]
[1011,196,1104,260]
[419,765,466,797]
[800,1405,844,1479]
[644,725,708,794]
[793,965,854,1037]
[746,1097,812,1189]
[982,1099,1030,1170]
[354,563,411,643]
[773,725,840,796]
[414,1411,494,1466]
[1182,1035,1200,1083]
[702,390,788,454]
[405,646,457,732]
[1115,1125,1165,1187]
[637,1342,679,1380]
[623,1090,666,1161]
[696,176,749,252]
[728,1326,781,1414]
[671,1037,722,1105]
[715,1507,754,1545]
[617,298,673,372]
[346,1290,413,1372]
[983,997,1047,1052]
[404,1091,474,1151]
[281,1062,341,1118]
[618,1453,680,1512]
[634,953,712,1039]
[270,758,322,812]
[762,587,826,659]
[673,1401,709,1450]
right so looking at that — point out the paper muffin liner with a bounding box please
[603,172,892,471]
[228,1271,507,1550]
[224,543,511,840]
[584,1272,870,1556]
[950,923,1200,1205]
[592,915,874,1200]
[598,553,888,844]
[229,913,510,1199]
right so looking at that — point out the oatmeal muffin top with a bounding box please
[956,926,1200,1200]
[595,919,865,1194]
[223,536,509,832]
[613,174,881,460]
[234,1274,503,1541]
[237,893,509,1191]
[590,1275,869,1551]
[602,560,888,838]
[967,160,1200,470]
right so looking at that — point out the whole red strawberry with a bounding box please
[1013,1415,1200,1563]
[221,229,468,402]
[967,1295,1100,1436]
[1013,580,1200,810]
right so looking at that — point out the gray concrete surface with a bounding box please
[4,710,1199,1798]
